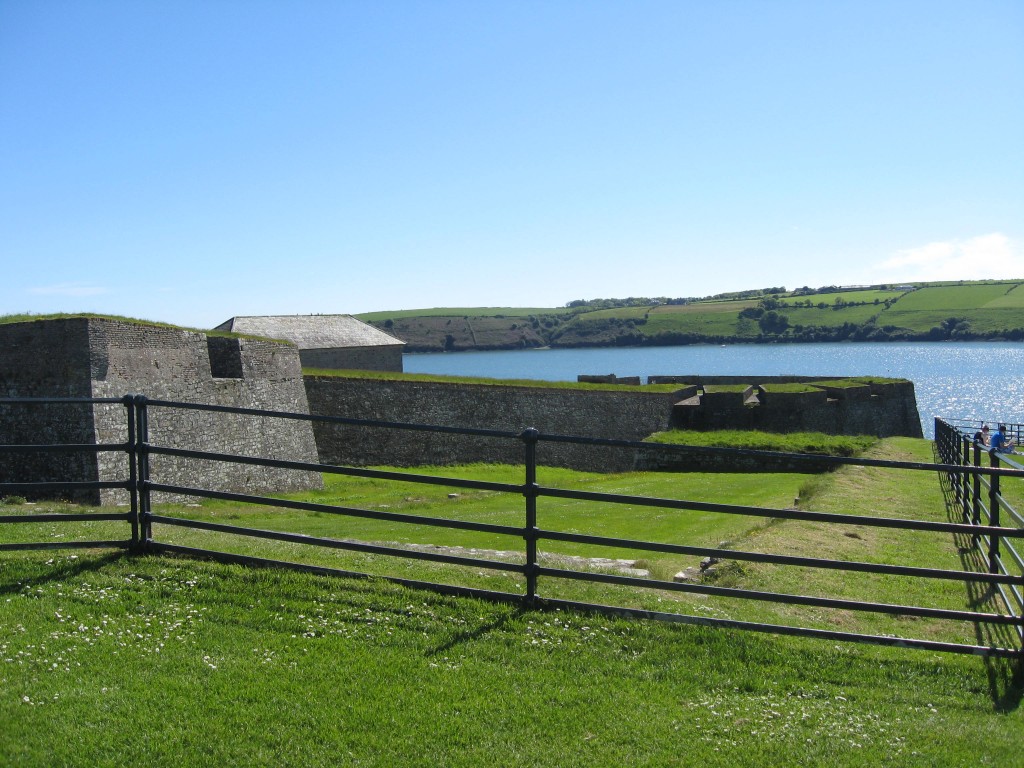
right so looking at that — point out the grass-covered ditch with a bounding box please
[645,429,878,457]
[1,437,1021,766]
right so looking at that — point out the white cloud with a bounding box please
[29,282,109,297]
[872,233,1024,282]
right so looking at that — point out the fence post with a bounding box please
[971,441,982,545]
[520,427,540,607]
[960,433,972,521]
[936,419,957,498]
[952,430,963,507]
[123,394,140,548]
[137,395,153,547]
[987,450,1001,575]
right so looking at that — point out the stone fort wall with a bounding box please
[0,318,322,503]
[0,319,99,491]
[304,376,681,472]
[304,374,923,472]
[1,320,924,496]
[652,375,924,439]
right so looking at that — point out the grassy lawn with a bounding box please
[1,549,1019,768]
[1,438,1021,766]
[1,463,803,586]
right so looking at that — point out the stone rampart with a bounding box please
[304,377,682,472]
[664,376,922,438]
[2,323,925,494]
[305,373,922,472]
[0,320,99,490]
[0,318,322,503]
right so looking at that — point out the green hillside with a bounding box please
[357,280,1024,351]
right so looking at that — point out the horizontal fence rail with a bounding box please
[1,395,1022,659]
[0,395,139,549]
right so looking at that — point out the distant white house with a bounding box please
[214,315,405,372]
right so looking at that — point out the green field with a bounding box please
[878,283,1024,334]
[891,283,1024,310]
[774,303,882,328]
[565,306,652,320]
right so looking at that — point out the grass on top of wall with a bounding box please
[645,429,878,457]
[757,382,825,393]
[0,313,285,344]
[302,368,686,393]
[0,311,177,327]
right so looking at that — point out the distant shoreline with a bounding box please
[362,280,1024,353]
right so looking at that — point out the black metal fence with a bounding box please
[2,395,1022,659]
[0,395,140,550]
[934,417,1024,639]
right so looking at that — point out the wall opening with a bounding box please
[207,336,244,379]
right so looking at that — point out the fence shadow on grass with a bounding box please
[935,455,1023,711]
[0,549,128,597]
[425,607,527,658]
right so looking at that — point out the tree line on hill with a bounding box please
[565,286,790,309]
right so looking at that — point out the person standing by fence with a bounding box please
[990,424,1015,453]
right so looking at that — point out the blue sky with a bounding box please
[2,1,1022,329]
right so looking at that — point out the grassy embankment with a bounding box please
[1,436,1021,767]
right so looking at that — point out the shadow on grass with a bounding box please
[934,448,1023,712]
[141,549,530,647]
[0,548,130,596]
[426,607,526,657]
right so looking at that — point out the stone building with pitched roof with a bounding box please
[214,315,405,372]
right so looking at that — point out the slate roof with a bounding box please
[214,315,404,350]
